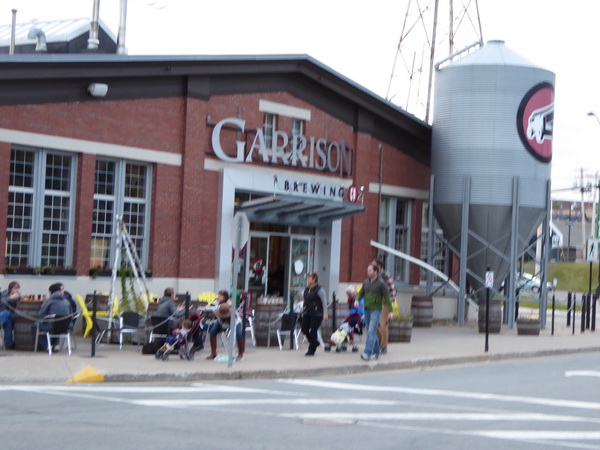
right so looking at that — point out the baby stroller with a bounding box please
[156,314,202,361]
[324,310,363,353]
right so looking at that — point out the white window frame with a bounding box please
[378,197,411,284]
[90,158,152,269]
[264,113,276,150]
[6,146,77,268]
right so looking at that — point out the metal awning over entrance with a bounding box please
[236,194,365,227]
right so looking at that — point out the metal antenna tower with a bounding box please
[386,0,484,123]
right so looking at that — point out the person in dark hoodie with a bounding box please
[155,287,184,330]
[34,282,72,351]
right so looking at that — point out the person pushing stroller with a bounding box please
[325,285,364,353]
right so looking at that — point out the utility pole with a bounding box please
[581,168,587,260]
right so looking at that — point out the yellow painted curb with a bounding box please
[67,365,105,383]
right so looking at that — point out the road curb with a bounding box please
[102,345,600,383]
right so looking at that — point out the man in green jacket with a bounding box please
[357,264,393,360]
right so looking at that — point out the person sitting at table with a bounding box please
[204,290,244,361]
[154,287,185,330]
[34,282,71,352]
[0,281,21,350]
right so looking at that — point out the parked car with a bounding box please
[517,273,553,294]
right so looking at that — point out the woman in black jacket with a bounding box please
[301,272,328,356]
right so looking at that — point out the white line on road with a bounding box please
[565,371,600,378]
[280,379,600,411]
[0,384,301,396]
[132,398,401,407]
[473,430,600,440]
[280,412,600,423]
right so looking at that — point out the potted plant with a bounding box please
[3,265,35,275]
[516,315,541,336]
[89,265,112,279]
[388,302,413,343]
[40,265,77,276]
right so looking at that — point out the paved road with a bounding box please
[3,353,600,449]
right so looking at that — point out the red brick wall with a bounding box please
[0,92,430,284]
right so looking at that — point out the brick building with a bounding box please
[0,54,431,302]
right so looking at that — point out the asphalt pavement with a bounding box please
[1,308,599,384]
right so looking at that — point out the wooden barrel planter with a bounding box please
[516,318,541,336]
[254,303,286,347]
[388,320,412,343]
[14,301,43,351]
[411,296,433,328]
[478,299,502,334]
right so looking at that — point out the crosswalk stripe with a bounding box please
[474,431,600,440]
[0,384,300,396]
[132,398,401,407]
[565,371,600,378]
[280,412,600,423]
[280,379,600,411]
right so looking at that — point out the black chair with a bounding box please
[34,315,73,355]
[118,312,144,349]
[148,316,170,344]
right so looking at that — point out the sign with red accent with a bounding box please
[516,82,554,163]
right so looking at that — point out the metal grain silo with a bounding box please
[431,40,555,312]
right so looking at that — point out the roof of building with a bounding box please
[0,17,116,47]
[0,53,432,162]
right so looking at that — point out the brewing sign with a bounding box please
[516,82,554,163]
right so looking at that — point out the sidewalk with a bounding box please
[1,313,599,384]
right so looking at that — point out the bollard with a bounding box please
[567,292,572,326]
[572,295,576,335]
[241,292,248,346]
[593,295,597,331]
[551,291,555,336]
[91,290,98,357]
[588,293,591,329]
[581,294,586,333]
[331,292,337,334]
[184,291,190,318]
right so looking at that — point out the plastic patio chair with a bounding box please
[34,315,73,356]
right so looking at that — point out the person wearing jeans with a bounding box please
[357,264,393,360]
[0,281,21,349]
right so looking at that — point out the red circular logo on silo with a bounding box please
[516,82,554,163]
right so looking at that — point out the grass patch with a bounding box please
[518,301,581,312]
[524,261,600,293]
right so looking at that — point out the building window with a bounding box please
[378,197,411,283]
[264,113,276,149]
[291,118,304,137]
[90,159,151,269]
[420,202,448,283]
[6,147,76,267]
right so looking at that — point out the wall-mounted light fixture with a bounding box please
[87,83,108,97]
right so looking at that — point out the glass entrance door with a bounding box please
[289,237,312,305]
[244,232,314,303]
[246,235,268,299]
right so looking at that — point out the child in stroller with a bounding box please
[156,315,202,361]
[325,286,364,353]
